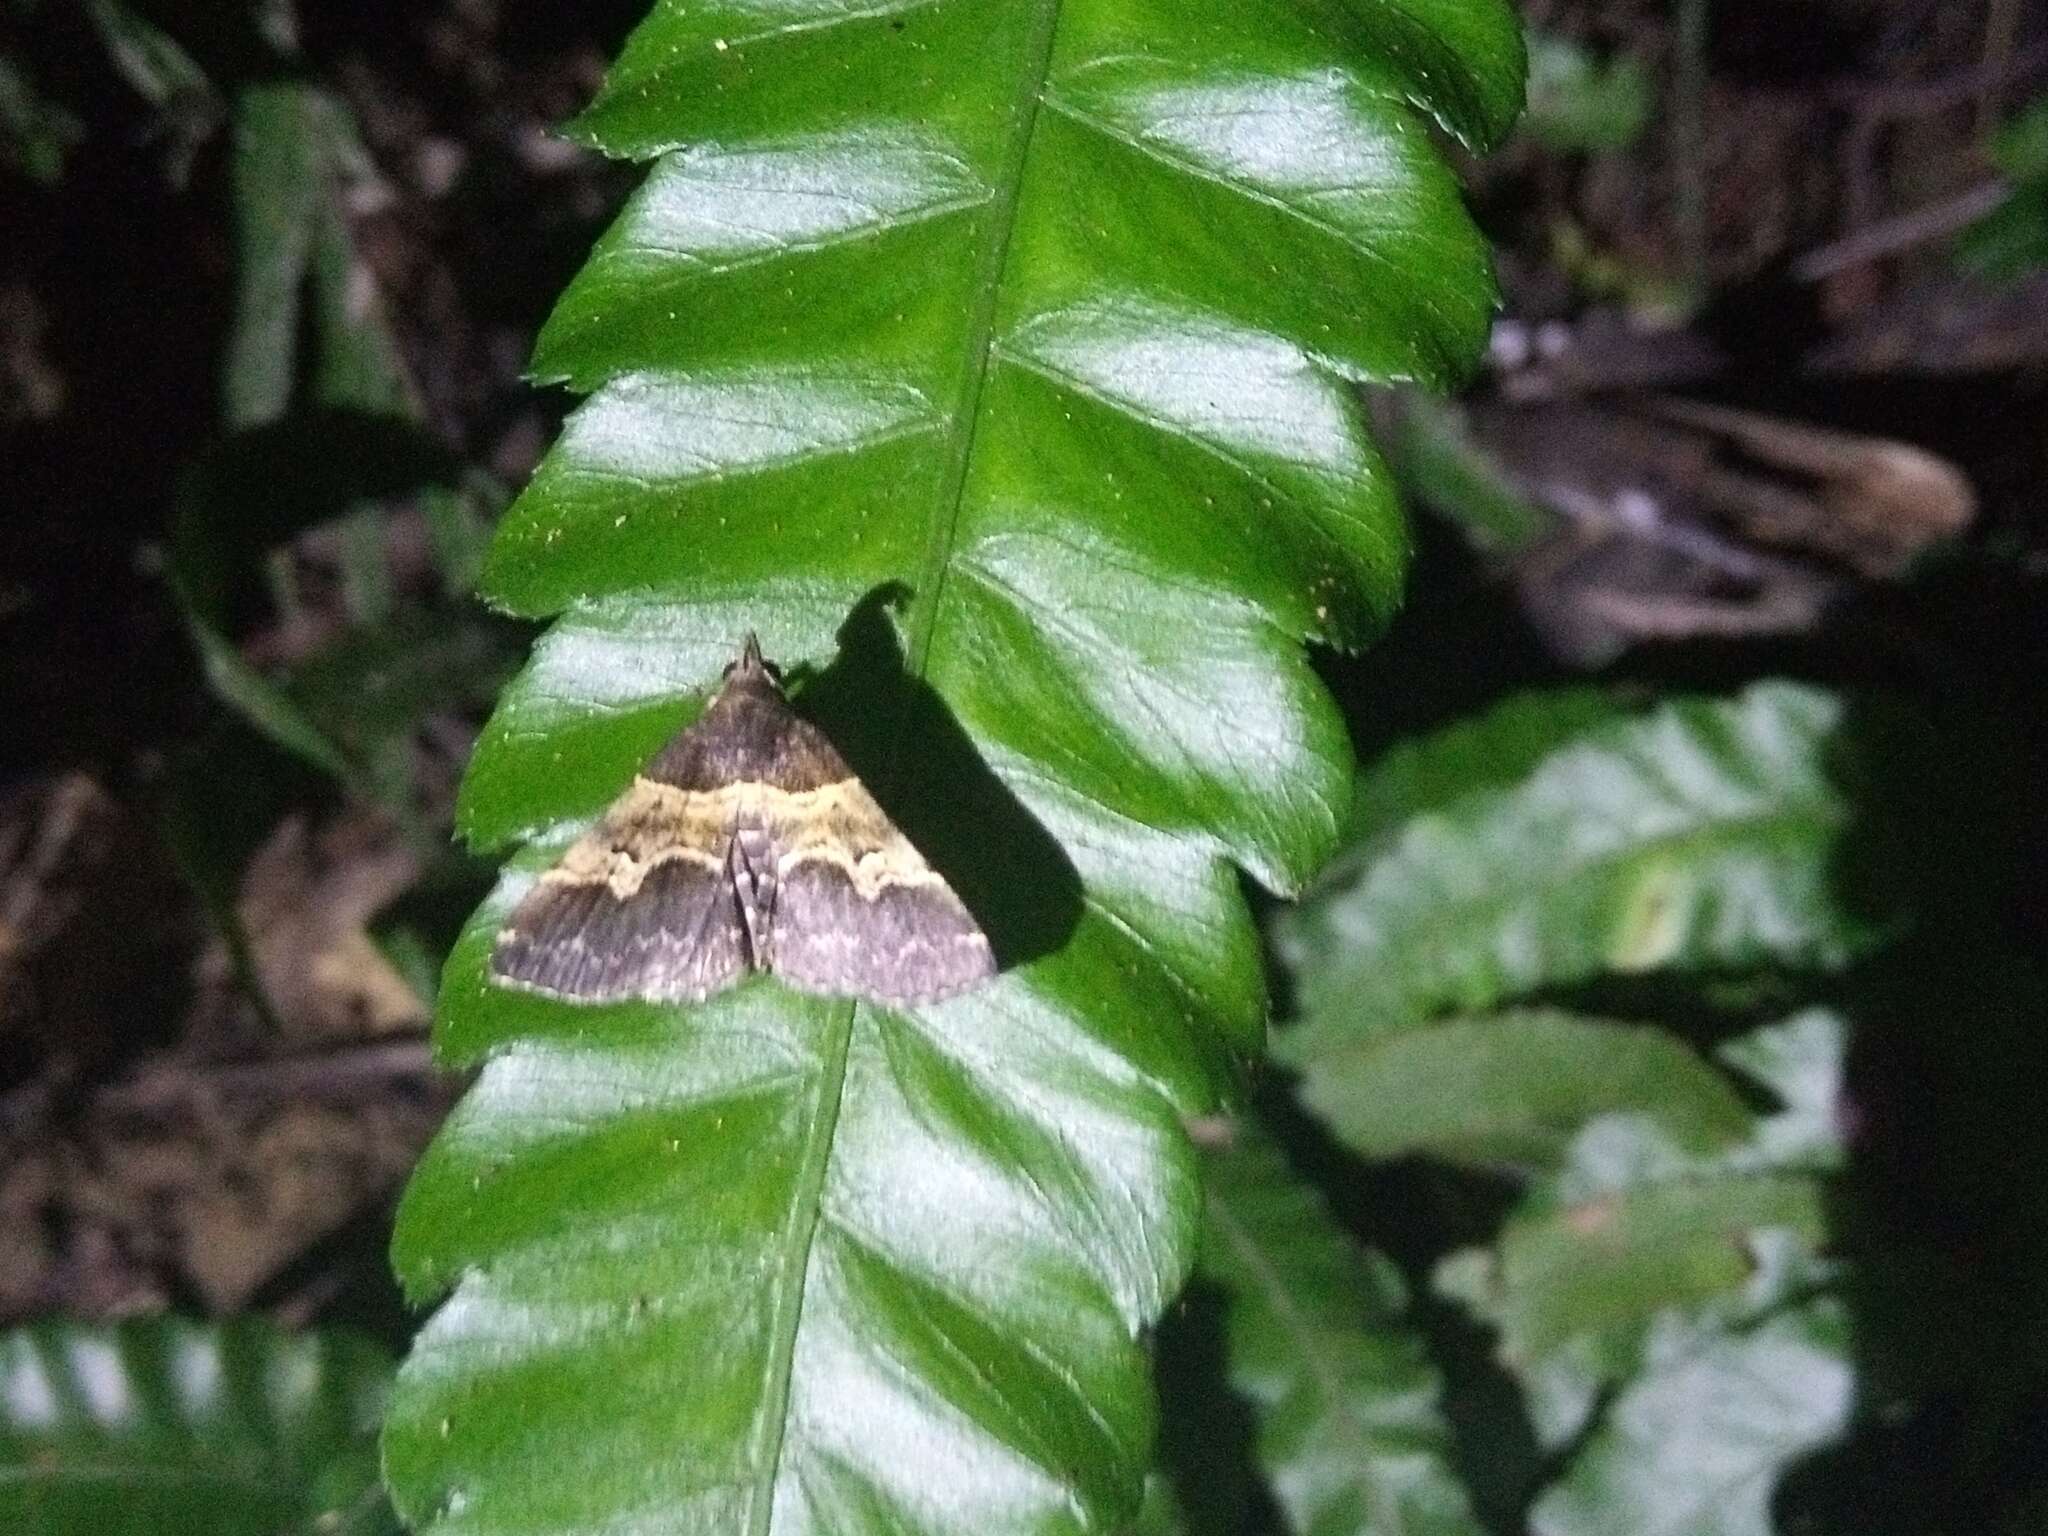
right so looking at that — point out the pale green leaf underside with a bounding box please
[1456,1167,1828,1369]
[1529,1300,1853,1536]
[386,2,1518,1534]
[0,1317,392,1536]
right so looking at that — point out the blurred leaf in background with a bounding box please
[1523,33,1652,153]
[159,25,511,815]
[1275,682,1881,1065]
[1436,1012,1847,1446]
[1192,1119,1481,1536]
[222,80,411,430]
[81,0,223,184]
[0,51,83,184]
[1257,682,1891,1534]
[1530,1294,1853,1536]
[0,1316,396,1536]
[135,23,519,1017]
[1956,93,2048,278]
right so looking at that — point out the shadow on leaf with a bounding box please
[794,585,1083,976]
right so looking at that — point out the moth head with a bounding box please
[723,632,783,687]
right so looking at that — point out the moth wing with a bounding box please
[491,847,749,1004]
[765,784,994,1006]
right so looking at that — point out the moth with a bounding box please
[489,636,995,1007]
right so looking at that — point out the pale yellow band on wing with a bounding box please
[536,775,952,902]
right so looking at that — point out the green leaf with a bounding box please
[1954,183,2048,280]
[1370,390,1557,558]
[1434,1013,1849,1446]
[419,480,499,600]
[0,1316,395,1536]
[0,54,83,184]
[1278,683,1876,1062]
[165,411,489,809]
[84,0,217,113]
[224,84,322,429]
[192,81,448,796]
[1990,91,2048,180]
[1127,1475,1193,1536]
[385,2,1522,1534]
[224,83,414,429]
[1955,96,2048,278]
[80,0,223,182]
[1198,1121,1480,1536]
[185,616,359,780]
[1528,1298,1853,1536]
[1521,33,1650,152]
[165,417,473,798]
[167,557,512,817]
[1293,1008,1756,1168]
[307,131,412,422]
[1714,1008,1847,1173]
[1443,1160,1827,1372]
[1348,687,1635,839]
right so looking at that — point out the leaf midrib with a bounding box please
[742,4,1065,1531]
[746,995,858,1536]
[904,0,1065,675]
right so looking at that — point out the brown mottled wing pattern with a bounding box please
[491,852,749,1003]
[488,637,994,1008]
[770,860,993,1005]
[761,778,995,1006]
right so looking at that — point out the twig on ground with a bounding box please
[1,1033,442,1135]
[1793,179,2013,281]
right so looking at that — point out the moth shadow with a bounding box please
[795,590,1082,974]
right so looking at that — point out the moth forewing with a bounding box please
[488,638,995,1007]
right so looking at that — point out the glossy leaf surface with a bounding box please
[0,1316,393,1536]
[386,3,1522,1535]
[1278,683,1876,1063]
[1198,1122,1479,1536]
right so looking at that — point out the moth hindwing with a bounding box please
[489,636,994,1007]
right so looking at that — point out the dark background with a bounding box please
[3,0,2046,1527]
